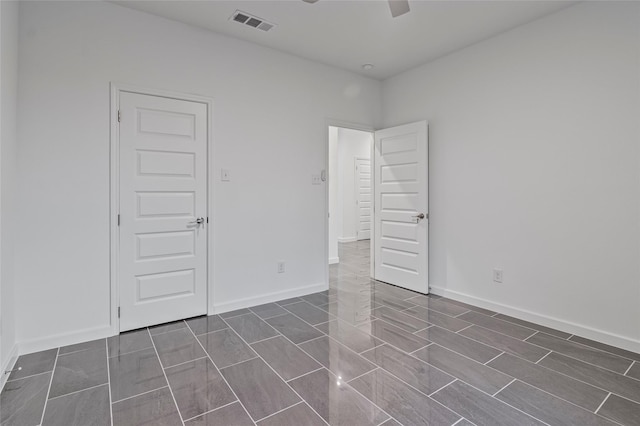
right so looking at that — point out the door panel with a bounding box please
[374,121,428,293]
[119,92,208,331]
[356,158,371,240]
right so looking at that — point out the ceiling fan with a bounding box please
[302,0,411,18]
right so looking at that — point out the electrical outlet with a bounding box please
[277,262,285,273]
[221,169,230,181]
[311,175,321,185]
[493,268,503,283]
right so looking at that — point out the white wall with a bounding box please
[383,2,640,351]
[16,1,381,350]
[337,128,371,241]
[1,0,19,379]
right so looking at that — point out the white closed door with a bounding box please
[374,121,428,293]
[119,92,208,331]
[356,158,371,240]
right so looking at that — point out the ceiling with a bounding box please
[113,0,577,80]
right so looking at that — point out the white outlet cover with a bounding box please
[312,175,321,185]
[221,169,230,181]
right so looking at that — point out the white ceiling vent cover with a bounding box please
[231,10,276,32]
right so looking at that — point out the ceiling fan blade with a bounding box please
[388,0,410,18]
[302,0,320,3]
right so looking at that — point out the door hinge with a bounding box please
[117,110,121,122]
[117,214,120,226]
[117,307,121,318]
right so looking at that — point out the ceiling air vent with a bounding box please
[230,10,276,32]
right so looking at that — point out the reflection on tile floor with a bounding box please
[2,240,640,425]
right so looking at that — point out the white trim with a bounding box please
[17,325,113,357]
[0,344,19,392]
[325,119,375,288]
[328,257,340,265]
[430,285,640,353]
[110,83,214,335]
[212,282,327,315]
[338,236,358,243]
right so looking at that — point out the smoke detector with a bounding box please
[231,10,276,32]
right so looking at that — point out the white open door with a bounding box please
[373,121,428,293]
[118,91,208,331]
[356,158,371,240]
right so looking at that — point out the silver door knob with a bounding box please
[412,213,426,222]
[189,217,205,225]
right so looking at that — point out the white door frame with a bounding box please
[110,83,214,335]
[324,119,375,284]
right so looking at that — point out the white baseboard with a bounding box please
[338,237,357,243]
[17,325,114,357]
[0,344,19,392]
[329,257,340,265]
[213,282,328,315]
[430,286,640,354]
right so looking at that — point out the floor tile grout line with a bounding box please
[528,332,640,369]
[483,351,505,366]
[528,342,637,377]
[38,347,59,425]
[427,377,458,398]
[623,360,635,376]
[487,315,572,340]
[181,399,240,423]
[252,401,308,424]
[111,385,169,405]
[594,392,612,414]
[356,339,552,426]
[455,324,474,334]
[147,320,188,336]
[4,369,54,384]
[281,300,338,326]
[106,343,155,359]
[217,315,328,426]
[492,378,516,397]
[524,330,539,340]
[47,382,109,402]
[522,350,640,409]
[162,355,210,371]
[248,333,285,346]
[219,356,260,371]
[285,367,325,383]
[409,342,433,355]
[147,328,186,426]
[347,364,451,426]
[345,366,380,385]
[502,378,627,426]
[57,342,107,357]
[534,350,552,364]
[185,318,258,425]
[453,310,472,318]
[561,333,640,365]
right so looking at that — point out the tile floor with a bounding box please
[1,240,639,425]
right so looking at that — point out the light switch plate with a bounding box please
[221,169,230,181]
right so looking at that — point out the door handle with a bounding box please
[412,213,426,222]
[189,217,205,226]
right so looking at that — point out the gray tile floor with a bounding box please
[2,240,640,425]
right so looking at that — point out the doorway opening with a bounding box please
[328,126,374,281]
